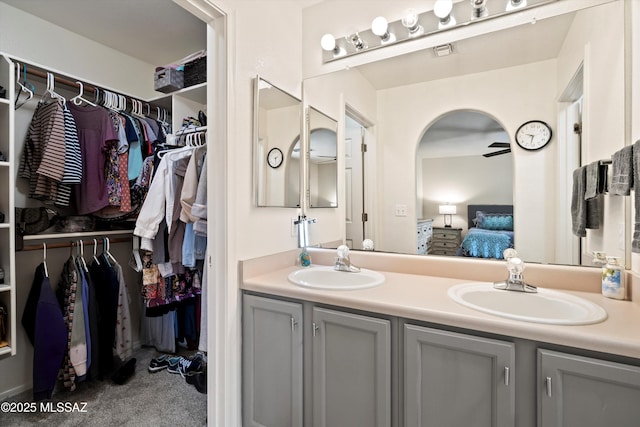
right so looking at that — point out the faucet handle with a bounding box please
[506,257,525,275]
[503,248,518,261]
[337,245,350,258]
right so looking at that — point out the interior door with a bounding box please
[345,114,365,249]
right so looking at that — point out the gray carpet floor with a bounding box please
[0,347,207,426]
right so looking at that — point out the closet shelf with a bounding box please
[0,161,9,168]
[23,229,134,241]
[150,82,206,108]
[0,223,9,229]
[0,97,9,105]
[0,346,12,356]
[0,284,10,293]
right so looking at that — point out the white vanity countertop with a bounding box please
[241,263,640,360]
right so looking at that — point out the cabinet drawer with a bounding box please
[433,230,460,240]
[431,249,457,256]
[433,240,458,249]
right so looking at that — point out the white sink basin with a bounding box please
[288,266,385,290]
[448,282,607,325]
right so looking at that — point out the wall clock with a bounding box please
[267,147,284,168]
[515,120,552,151]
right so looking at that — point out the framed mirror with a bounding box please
[302,1,627,266]
[307,106,338,208]
[253,76,301,207]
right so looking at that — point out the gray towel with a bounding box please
[584,161,602,200]
[632,140,640,252]
[572,166,600,237]
[610,145,633,195]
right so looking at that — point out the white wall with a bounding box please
[0,3,157,99]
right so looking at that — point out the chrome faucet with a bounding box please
[493,249,537,293]
[334,245,360,272]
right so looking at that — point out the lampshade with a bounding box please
[439,204,457,215]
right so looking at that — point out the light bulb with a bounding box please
[433,0,453,19]
[401,8,421,34]
[434,0,455,28]
[372,16,393,42]
[506,0,527,11]
[371,16,388,36]
[320,33,336,52]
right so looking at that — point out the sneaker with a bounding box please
[148,354,181,373]
[186,368,207,394]
[167,355,203,377]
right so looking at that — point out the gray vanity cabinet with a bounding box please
[404,324,515,427]
[538,349,640,427]
[312,307,391,427]
[242,294,303,427]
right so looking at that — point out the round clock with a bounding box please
[267,147,283,168]
[515,120,552,151]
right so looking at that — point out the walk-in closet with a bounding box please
[0,1,212,425]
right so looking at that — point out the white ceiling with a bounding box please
[0,0,207,66]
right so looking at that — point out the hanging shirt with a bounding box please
[67,103,118,215]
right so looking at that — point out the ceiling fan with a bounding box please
[482,142,511,158]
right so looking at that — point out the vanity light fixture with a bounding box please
[470,0,489,19]
[371,16,395,43]
[506,0,528,11]
[319,0,557,63]
[439,204,457,228]
[434,0,456,29]
[401,9,424,36]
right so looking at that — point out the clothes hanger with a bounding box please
[103,237,117,265]
[78,239,89,272]
[42,242,49,278]
[93,238,100,265]
[71,81,97,106]
[44,72,66,105]
[15,63,34,110]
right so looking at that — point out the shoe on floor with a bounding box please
[149,354,181,373]
[186,368,207,394]
[167,355,203,377]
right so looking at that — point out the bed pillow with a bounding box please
[476,212,513,231]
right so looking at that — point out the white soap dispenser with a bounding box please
[602,256,625,300]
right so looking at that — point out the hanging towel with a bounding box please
[584,161,607,200]
[631,140,640,252]
[610,145,633,195]
[572,166,600,237]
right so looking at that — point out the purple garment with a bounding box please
[67,104,118,215]
[31,263,67,401]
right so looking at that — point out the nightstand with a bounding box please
[431,227,462,256]
[417,219,433,255]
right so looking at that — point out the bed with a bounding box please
[456,204,514,259]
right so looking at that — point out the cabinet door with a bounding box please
[538,349,640,427]
[405,324,515,427]
[243,295,303,427]
[312,307,391,427]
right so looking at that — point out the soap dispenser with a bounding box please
[294,215,316,267]
[602,256,625,300]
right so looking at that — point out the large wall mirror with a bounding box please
[303,1,627,267]
[308,106,338,208]
[254,76,301,207]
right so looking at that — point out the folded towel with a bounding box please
[610,145,633,195]
[572,166,600,237]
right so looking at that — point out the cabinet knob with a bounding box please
[291,317,298,331]
[313,322,319,336]
[504,366,510,386]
